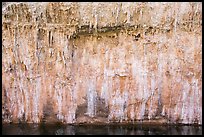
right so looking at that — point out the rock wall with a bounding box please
[2,2,202,124]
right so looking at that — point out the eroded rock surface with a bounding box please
[2,2,202,124]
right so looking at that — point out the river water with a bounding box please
[2,124,202,135]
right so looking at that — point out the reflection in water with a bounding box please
[2,124,202,135]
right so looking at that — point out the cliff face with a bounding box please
[2,2,202,124]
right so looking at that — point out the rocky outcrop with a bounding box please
[2,2,202,124]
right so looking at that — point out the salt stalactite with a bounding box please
[181,80,190,124]
[126,6,131,24]
[93,4,98,32]
[196,78,202,125]
[148,75,156,120]
[140,72,146,120]
[33,77,41,123]
[86,77,96,117]
[129,52,136,122]
[143,42,149,118]
[191,77,199,124]
[63,40,73,123]
[157,42,163,117]
[110,89,125,122]
[101,52,109,107]
[115,4,119,25]
[189,77,195,123]
[17,70,25,120]
[23,80,29,122]
[107,76,113,122]
[116,93,125,122]
[174,6,178,34]
[123,84,129,121]
[55,79,63,121]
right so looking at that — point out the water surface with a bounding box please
[2,123,202,135]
